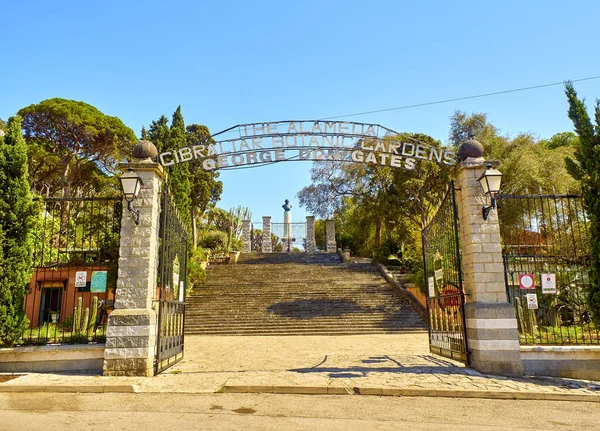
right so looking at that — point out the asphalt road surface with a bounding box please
[0,392,597,431]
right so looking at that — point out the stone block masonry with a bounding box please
[103,161,164,377]
[262,216,272,253]
[455,157,522,376]
[241,220,251,253]
[325,219,336,252]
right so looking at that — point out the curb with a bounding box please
[0,384,137,394]
[221,384,600,402]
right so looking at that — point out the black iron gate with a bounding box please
[422,181,469,363]
[155,185,189,374]
[497,193,598,345]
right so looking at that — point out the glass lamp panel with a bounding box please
[120,176,139,200]
[487,172,503,194]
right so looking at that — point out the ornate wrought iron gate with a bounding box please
[155,185,189,374]
[422,181,469,363]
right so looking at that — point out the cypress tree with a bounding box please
[167,107,191,226]
[147,108,192,227]
[0,117,37,346]
[564,82,600,324]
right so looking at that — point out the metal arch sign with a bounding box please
[157,120,457,171]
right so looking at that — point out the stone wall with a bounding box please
[0,344,104,373]
[521,346,600,381]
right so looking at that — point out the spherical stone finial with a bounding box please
[458,139,484,161]
[132,140,159,161]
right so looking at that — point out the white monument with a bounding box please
[282,199,293,252]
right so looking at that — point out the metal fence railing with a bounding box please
[18,196,121,346]
[498,193,598,345]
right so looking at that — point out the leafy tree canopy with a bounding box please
[298,133,451,256]
[449,110,579,194]
[18,98,137,197]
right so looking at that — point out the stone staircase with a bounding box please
[185,253,427,336]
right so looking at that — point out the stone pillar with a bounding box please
[103,161,164,377]
[241,220,251,253]
[325,219,336,253]
[455,157,522,376]
[305,216,316,252]
[261,216,272,253]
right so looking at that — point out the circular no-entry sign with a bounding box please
[519,274,535,289]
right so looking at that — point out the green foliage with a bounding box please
[185,124,223,239]
[18,98,136,197]
[187,247,207,293]
[0,117,37,346]
[314,219,325,250]
[166,107,192,226]
[299,133,448,257]
[449,110,579,194]
[564,82,600,324]
[198,230,228,253]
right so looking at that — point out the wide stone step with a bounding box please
[184,328,427,336]
[184,252,424,336]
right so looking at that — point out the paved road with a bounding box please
[0,392,597,431]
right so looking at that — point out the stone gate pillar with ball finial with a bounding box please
[103,140,165,377]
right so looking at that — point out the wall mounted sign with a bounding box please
[541,273,557,294]
[90,271,107,293]
[428,276,435,298]
[75,271,87,288]
[519,274,535,290]
[526,293,539,309]
[158,121,457,172]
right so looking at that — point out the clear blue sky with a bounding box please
[2,1,599,222]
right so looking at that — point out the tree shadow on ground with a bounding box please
[288,354,600,391]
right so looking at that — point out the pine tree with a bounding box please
[564,82,600,324]
[0,117,37,346]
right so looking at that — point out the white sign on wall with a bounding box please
[75,271,87,288]
[541,273,557,294]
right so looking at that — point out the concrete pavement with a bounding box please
[1,334,600,401]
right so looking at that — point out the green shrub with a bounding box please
[198,230,228,253]
[187,247,207,291]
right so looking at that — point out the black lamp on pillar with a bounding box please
[477,164,503,221]
[119,169,144,225]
